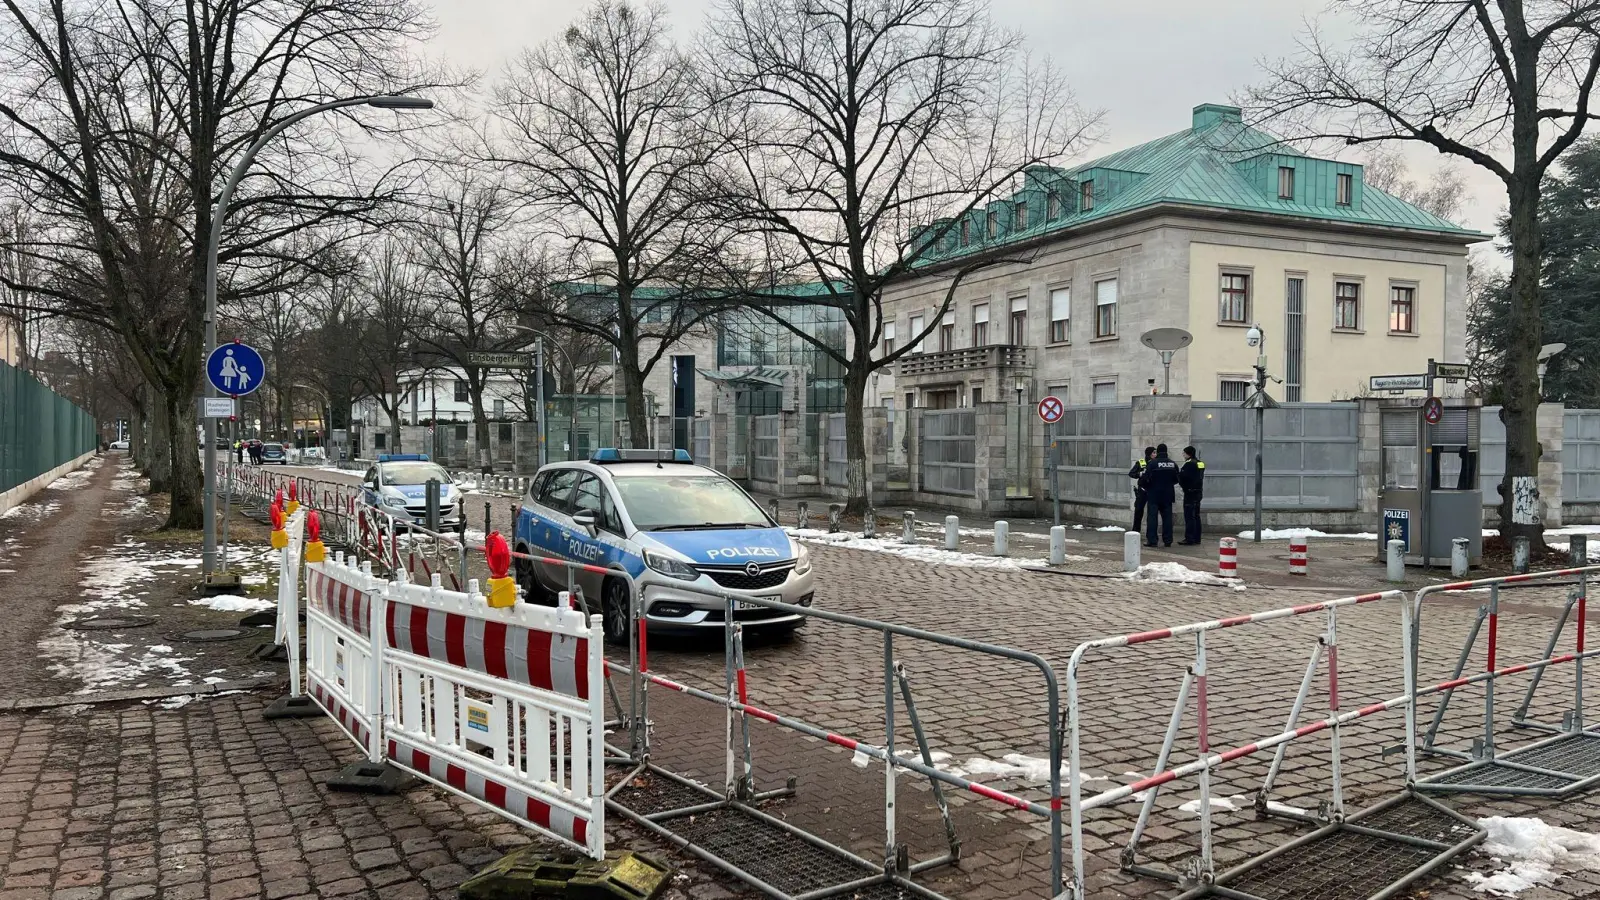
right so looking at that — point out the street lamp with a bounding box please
[509,324,580,466]
[1242,323,1278,543]
[202,94,434,579]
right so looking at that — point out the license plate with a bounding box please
[735,597,779,611]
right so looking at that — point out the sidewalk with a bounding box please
[0,455,752,900]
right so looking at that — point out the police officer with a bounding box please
[1179,445,1206,545]
[1129,446,1155,533]
[1140,443,1181,547]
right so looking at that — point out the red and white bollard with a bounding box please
[1289,536,1308,576]
[1218,537,1238,578]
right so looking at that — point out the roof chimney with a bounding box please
[1192,103,1243,130]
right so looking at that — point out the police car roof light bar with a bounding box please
[590,448,692,465]
[377,453,430,463]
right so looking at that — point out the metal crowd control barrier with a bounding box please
[299,551,609,857]
[1064,590,1485,900]
[604,587,1064,900]
[1410,565,1600,795]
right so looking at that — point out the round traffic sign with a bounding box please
[1423,396,1444,425]
[205,341,266,397]
[1037,395,1065,424]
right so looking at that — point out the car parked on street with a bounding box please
[357,454,466,533]
[513,448,814,643]
[109,439,129,451]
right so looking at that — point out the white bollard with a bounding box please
[1573,534,1589,566]
[864,507,876,538]
[1050,525,1067,565]
[993,521,1009,557]
[1451,537,1469,578]
[797,501,809,530]
[1124,531,1141,572]
[1513,536,1530,574]
[1387,539,1405,583]
[1218,537,1238,578]
[903,511,916,544]
[1288,536,1308,576]
[945,515,960,550]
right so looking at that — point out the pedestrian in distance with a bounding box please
[1178,445,1206,545]
[1129,446,1155,533]
[1139,443,1181,548]
[234,439,243,463]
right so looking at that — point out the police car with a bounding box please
[358,454,466,533]
[514,449,815,643]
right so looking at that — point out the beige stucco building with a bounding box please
[874,104,1486,411]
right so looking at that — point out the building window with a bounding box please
[986,210,999,239]
[1080,180,1094,212]
[1278,166,1295,200]
[454,379,469,403]
[1049,287,1070,343]
[972,386,983,404]
[1219,272,1250,323]
[1009,296,1028,345]
[939,312,955,351]
[1390,285,1416,333]
[1047,192,1061,220]
[493,399,505,418]
[1285,276,1305,402]
[959,218,970,246]
[972,304,989,346]
[1334,281,1361,330]
[1219,379,1251,402]
[882,321,896,357]
[1015,201,1029,230]
[909,314,925,353]
[1094,278,1117,338]
[1336,173,1353,206]
[374,432,387,449]
[905,391,915,410]
[1092,381,1116,405]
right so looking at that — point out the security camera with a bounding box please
[1245,325,1262,348]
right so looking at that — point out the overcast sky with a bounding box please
[428,0,1508,248]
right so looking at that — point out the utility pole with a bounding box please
[1243,324,1277,543]
[535,337,547,468]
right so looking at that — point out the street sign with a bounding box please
[1433,362,1470,381]
[1037,395,1064,424]
[200,397,235,418]
[205,342,265,396]
[1383,508,1410,553]
[466,350,534,370]
[1370,373,1428,392]
[1423,396,1444,425]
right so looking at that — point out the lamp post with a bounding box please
[201,95,433,578]
[1243,324,1277,543]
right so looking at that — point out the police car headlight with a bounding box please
[644,549,700,582]
[380,491,408,509]
[793,545,811,576]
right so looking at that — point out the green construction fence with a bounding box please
[1,358,99,495]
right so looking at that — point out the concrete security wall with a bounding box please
[0,450,94,518]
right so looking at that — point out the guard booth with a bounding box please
[1379,396,1483,567]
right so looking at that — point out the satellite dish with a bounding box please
[1141,328,1193,352]
[1539,342,1568,362]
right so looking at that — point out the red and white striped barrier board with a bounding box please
[274,509,307,698]
[304,554,384,764]
[1289,537,1308,576]
[381,575,605,858]
[1218,537,1238,577]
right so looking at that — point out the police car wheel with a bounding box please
[514,549,553,605]
[601,577,630,645]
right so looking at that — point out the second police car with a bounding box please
[513,449,815,643]
[358,454,467,533]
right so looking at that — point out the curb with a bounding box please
[1,676,279,712]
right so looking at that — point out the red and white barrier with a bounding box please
[1289,537,1308,576]
[304,554,385,763]
[1217,537,1238,578]
[274,508,307,698]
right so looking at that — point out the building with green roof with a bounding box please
[876,103,1488,411]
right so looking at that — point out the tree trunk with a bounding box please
[1498,177,1547,550]
[619,346,648,449]
[389,407,403,454]
[278,384,294,443]
[129,393,146,469]
[166,392,203,529]
[842,363,872,516]
[469,380,492,473]
[148,393,172,491]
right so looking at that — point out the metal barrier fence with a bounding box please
[1049,404,1132,507]
[1064,589,1486,900]
[0,358,97,495]
[1565,410,1600,503]
[1190,401,1359,511]
[825,413,848,487]
[1410,566,1600,795]
[752,415,780,484]
[918,409,976,496]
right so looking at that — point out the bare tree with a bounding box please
[489,0,731,445]
[1246,0,1600,547]
[705,0,1099,512]
[1360,148,1469,220]
[350,239,426,450]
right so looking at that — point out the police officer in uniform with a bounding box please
[1128,446,1155,533]
[1179,445,1206,545]
[1140,443,1181,547]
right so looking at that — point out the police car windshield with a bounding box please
[612,475,770,531]
[381,462,451,485]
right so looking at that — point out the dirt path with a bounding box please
[0,454,123,699]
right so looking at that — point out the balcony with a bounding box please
[897,344,1032,379]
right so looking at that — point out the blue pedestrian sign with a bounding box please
[206,342,265,397]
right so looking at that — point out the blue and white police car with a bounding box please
[513,449,815,643]
[358,454,466,533]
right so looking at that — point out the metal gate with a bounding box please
[918,409,975,496]
[692,417,711,468]
[825,413,848,487]
[752,415,779,484]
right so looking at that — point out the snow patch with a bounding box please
[1095,525,1126,532]
[1125,562,1247,591]
[1463,816,1600,896]
[961,753,1106,785]
[1238,528,1378,540]
[787,528,1052,570]
[189,594,274,613]
[1179,795,1247,815]
[851,748,871,768]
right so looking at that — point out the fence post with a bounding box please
[1452,538,1470,577]
[902,510,916,544]
[1288,536,1307,576]
[1387,539,1405,582]
[993,521,1008,557]
[1217,537,1238,578]
[1124,531,1141,572]
[944,516,959,551]
[1050,525,1066,565]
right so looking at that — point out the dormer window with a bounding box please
[1278,166,1295,200]
[1015,201,1029,230]
[1080,180,1094,212]
[1047,192,1061,220]
[959,218,970,245]
[986,210,999,238]
[1337,173,1353,206]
